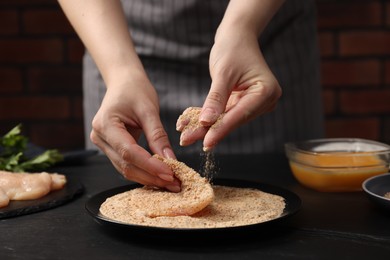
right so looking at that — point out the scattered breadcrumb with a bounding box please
[177,107,224,132]
[176,107,203,132]
[384,192,390,199]
[100,185,285,229]
[100,155,285,229]
[200,151,218,181]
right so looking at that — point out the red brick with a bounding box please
[384,117,390,144]
[67,38,85,64]
[322,89,336,115]
[23,9,74,34]
[385,60,390,84]
[0,39,63,64]
[67,38,84,63]
[29,123,84,150]
[71,97,84,120]
[318,32,335,57]
[321,60,381,86]
[387,3,390,27]
[0,0,55,6]
[27,67,82,94]
[0,68,23,93]
[325,117,380,140]
[340,31,390,56]
[0,10,19,35]
[340,90,390,114]
[0,96,70,120]
[317,2,381,29]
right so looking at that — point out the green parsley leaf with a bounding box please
[0,125,63,172]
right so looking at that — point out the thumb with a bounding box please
[200,76,233,127]
[142,114,176,159]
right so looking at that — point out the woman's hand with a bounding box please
[91,74,180,192]
[178,0,284,151]
[58,0,180,191]
[179,28,282,150]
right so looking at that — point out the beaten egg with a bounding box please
[289,152,388,192]
[285,139,390,192]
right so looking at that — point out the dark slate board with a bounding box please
[0,177,84,219]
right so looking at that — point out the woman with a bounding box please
[58,0,324,192]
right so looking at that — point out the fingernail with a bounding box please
[203,146,212,152]
[176,121,183,131]
[203,141,216,152]
[179,134,188,146]
[163,147,175,159]
[165,184,181,193]
[158,173,174,182]
[200,108,218,125]
[176,117,189,131]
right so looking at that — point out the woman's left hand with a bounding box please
[178,27,282,151]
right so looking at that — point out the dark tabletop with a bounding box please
[1,154,390,260]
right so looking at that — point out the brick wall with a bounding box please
[0,0,389,152]
[318,0,390,144]
[0,0,84,151]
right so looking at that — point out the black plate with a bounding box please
[363,173,390,213]
[0,177,84,219]
[85,179,301,240]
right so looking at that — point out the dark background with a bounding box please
[1,0,389,152]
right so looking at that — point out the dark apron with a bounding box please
[83,0,324,154]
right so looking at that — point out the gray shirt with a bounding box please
[83,0,324,154]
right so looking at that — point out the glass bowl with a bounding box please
[285,138,390,192]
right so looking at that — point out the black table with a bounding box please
[1,154,390,259]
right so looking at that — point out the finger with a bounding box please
[176,116,190,132]
[105,146,175,187]
[176,107,198,132]
[91,123,176,182]
[200,78,232,127]
[142,113,176,159]
[105,143,181,191]
[179,126,208,146]
[202,116,229,152]
[92,129,181,192]
[203,84,279,150]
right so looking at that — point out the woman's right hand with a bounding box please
[90,74,181,192]
[58,0,180,191]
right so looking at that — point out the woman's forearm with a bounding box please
[58,0,146,87]
[217,0,285,38]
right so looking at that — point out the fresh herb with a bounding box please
[0,124,63,172]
